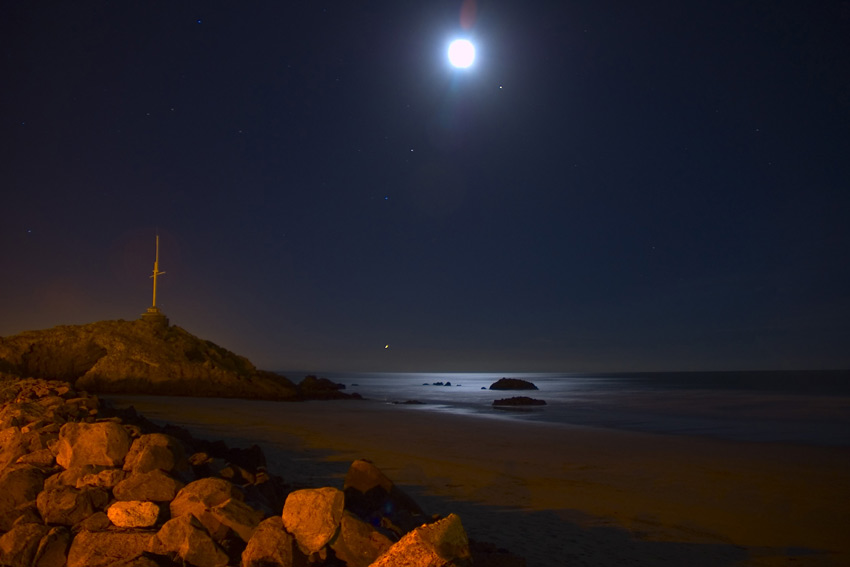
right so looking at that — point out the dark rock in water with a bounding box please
[432,381,445,386]
[489,378,538,391]
[481,387,486,390]
[444,381,452,387]
[493,396,546,407]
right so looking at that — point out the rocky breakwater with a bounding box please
[0,320,358,401]
[0,377,524,566]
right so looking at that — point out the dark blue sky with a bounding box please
[2,1,849,372]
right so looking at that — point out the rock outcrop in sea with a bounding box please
[488,378,539,391]
[493,397,547,407]
[0,376,525,566]
[0,320,356,401]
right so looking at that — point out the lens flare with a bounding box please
[448,39,475,68]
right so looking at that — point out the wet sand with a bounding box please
[108,396,850,567]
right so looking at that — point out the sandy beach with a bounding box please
[108,396,850,567]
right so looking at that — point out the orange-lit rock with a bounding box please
[107,500,162,528]
[113,469,184,502]
[123,432,187,474]
[55,421,131,469]
[67,529,152,567]
[370,514,472,567]
[148,515,229,567]
[282,487,345,555]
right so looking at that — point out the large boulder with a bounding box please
[207,497,264,543]
[67,529,153,567]
[171,477,243,510]
[32,526,72,567]
[113,469,185,502]
[76,468,127,489]
[123,433,187,474]
[241,516,307,567]
[55,421,131,469]
[170,477,245,539]
[36,486,109,526]
[282,487,345,555]
[17,447,56,467]
[370,514,472,567]
[330,511,394,567]
[488,378,538,390]
[0,426,27,469]
[75,511,111,532]
[107,500,163,528]
[0,463,45,530]
[109,557,162,567]
[0,522,51,567]
[343,459,426,536]
[45,465,108,490]
[148,515,229,567]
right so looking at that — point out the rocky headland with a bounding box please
[0,320,355,401]
[0,376,524,566]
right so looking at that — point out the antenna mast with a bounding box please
[141,232,170,327]
[150,233,166,308]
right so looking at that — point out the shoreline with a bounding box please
[107,395,850,567]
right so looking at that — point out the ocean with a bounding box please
[308,370,850,446]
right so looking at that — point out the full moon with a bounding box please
[448,39,475,68]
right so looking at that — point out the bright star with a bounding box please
[448,39,475,68]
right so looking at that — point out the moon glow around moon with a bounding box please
[448,39,476,68]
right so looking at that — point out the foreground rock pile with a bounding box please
[0,377,524,566]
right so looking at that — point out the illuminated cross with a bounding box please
[141,233,170,327]
[150,233,166,309]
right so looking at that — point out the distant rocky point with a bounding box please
[0,320,357,401]
[488,378,539,390]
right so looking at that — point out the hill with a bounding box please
[0,319,334,400]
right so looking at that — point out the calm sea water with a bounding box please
[299,370,850,446]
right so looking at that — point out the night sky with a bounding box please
[3,1,849,373]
